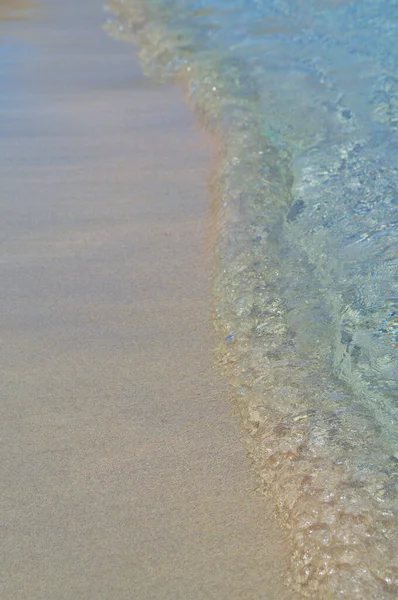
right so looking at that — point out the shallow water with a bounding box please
[107,0,398,597]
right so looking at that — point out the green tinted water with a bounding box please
[106,1,398,596]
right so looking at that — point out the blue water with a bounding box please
[107,0,398,597]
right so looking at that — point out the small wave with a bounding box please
[106,0,398,597]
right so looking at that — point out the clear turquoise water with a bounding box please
[107,1,398,597]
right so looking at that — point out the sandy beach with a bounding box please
[0,1,293,598]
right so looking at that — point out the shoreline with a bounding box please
[0,1,293,598]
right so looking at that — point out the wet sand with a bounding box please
[0,1,293,598]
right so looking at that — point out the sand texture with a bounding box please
[0,1,293,598]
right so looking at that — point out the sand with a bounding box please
[0,1,294,598]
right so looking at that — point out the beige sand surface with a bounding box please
[0,1,294,598]
[0,0,36,21]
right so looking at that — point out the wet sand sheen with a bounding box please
[0,0,293,598]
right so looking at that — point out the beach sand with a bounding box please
[0,1,293,598]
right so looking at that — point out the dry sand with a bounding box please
[0,1,294,598]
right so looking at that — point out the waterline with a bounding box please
[106,1,398,596]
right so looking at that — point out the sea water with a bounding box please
[106,1,398,597]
